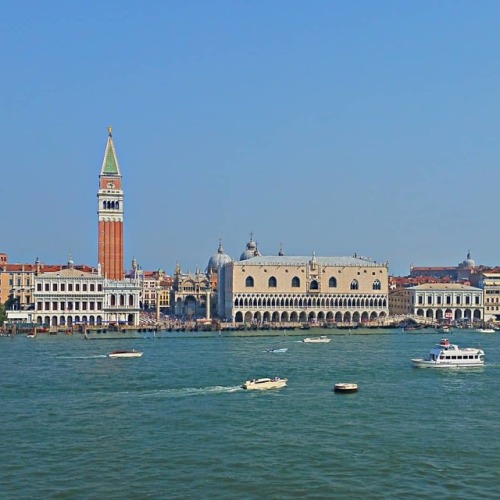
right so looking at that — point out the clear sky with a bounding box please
[2,0,500,276]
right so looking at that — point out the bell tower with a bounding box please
[97,126,124,280]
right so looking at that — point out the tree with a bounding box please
[0,302,6,325]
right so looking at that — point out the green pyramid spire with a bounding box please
[100,126,121,176]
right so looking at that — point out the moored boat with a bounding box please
[303,336,331,343]
[411,339,484,368]
[242,377,287,390]
[334,383,358,393]
[476,328,495,333]
[108,350,143,358]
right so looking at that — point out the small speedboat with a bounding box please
[108,350,143,358]
[334,383,358,393]
[476,328,495,334]
[303,336,331,343]
[265,348,288,353]
[242,377,287,390]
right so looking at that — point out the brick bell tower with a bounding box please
[97,126,124,280]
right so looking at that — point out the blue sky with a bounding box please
[2,0,500,276]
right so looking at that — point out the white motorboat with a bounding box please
[108,350,143,358]
[334,383,358,393]
[242,377,287,390]
[265,348,288,353]
[435,325,452,334]
[476,328,495,334]
[411,339,484,368]
[303,336,331,343]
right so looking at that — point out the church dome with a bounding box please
[461,251,476,268]
[240,236,260,261]
[208,241,232,271]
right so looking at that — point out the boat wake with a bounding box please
[143,385,243,398]
[56,355,108,359]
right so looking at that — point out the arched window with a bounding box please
[268,276,277,288]
[372,279,381,290]
[292,276,300,287]
[310,280,318,290]
[103,201,106,209]
[350,279,359,290]
[329,277,337,288]
[245,276,254,287]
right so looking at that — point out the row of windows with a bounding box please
[234,297,387,308]
[37,283,102,292]
[439,355,481,360]
[102,201,120,210]
[36,295,135,311]
[416,295,480,305]
[245,276,382,290]
[37,301,102,311]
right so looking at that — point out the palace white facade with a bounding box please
[388,283,483,322]
[33,262,141,327]
[220,254,389,324]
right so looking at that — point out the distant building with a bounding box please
[478,269,500,323]
[220,242,389,324]
[389,283,483,322]
[172,263,211,319]
[409,251,480,282]
[0,257,96,308]
[33,257,141,327]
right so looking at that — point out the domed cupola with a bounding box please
[462,251,476,268]
[208,240,232,271]
[240,233,259,261]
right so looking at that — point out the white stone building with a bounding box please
[389,283,483,323]
[33,260,141,327]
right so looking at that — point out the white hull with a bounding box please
[242,377,287,390]
[303,336,331,343]
[412,358,484,369]
[334,383,358,393]
[109,351,143,358]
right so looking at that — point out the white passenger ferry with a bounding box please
[411,339,485,368]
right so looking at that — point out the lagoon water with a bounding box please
[1,329,499,499]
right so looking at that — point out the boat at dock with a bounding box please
[411,339,484,368]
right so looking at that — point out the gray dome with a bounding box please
[240,237,260,261]
[208,241,231,270]
[462,251,475,268]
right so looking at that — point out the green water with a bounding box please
[1,330,498,499]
